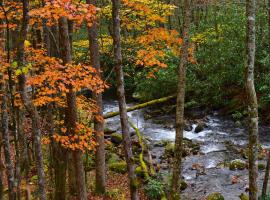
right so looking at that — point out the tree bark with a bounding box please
[170,0,191,199]
[111,0,139,199]
[87,0,106,194]
[17,1,47,200]
[58,16,87,200]
[246,0,259,199]
[1,84,16,200]
[262,1,270,197]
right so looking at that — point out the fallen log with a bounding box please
[104,95,176,119]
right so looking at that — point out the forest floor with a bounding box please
[88,171,148,200]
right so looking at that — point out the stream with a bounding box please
[104,100,270,200]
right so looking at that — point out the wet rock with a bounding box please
[258,163,266,170]
[206,192,225,200]
[104,127,116,134]
[143,113,153,120]
[184,124,193,131]
[180,180,188,191]
[229,159,246,170]
[239,193,248,200]
[235,120,242,127]
[110,133,123,145]
[195,122,205,133]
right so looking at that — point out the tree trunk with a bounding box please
[58,16,87,200]
[170,0,191,199]
[262,1,270,197]
[246,0,259,199]
[17,1,47,200]
[87,0,106,194]
[111,0,139,199]
[1,85,16,200]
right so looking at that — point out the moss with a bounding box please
[229,159,246,170]
[239,193,248,200]
[258,163,266,170]
[108,161,127,174]
[110,133,123,145]
[105,189,124,199]
[180,180,188,191]
[135,166,144,177]
[164,143,174,157]
[206,192,225,200]
[195,122,205,133]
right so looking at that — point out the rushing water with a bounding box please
[104,100,270,200]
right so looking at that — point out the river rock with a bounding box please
[110,133,123,145]
[184,124,193,131]
[104,127,116,134]
[206,192,225,200]
[258,163,266,170]
[195,122,205,133]
[229,159,246,170]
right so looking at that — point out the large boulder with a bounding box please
[110,133,123,145]
[108,153,127,173]
[195,122,205,133]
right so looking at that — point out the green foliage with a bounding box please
[144,179,165,200]
[134,54,179,101]
[259,193,270,200]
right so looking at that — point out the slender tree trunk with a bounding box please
[246,0,259,199]
[0,146,3,200]
[1,85,16,200]
[170,0,191,199]
[111,0,139,199]
[262,152,270,198]
[261,0,270,197]
[17,1,47,200]
[87,0,106,194]
[58,16,87,200]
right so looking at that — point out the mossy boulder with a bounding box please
[180,180,188,191]
[110,133,123,145]
[206,192,225,200]
[164,143,174,157]
[229,159,246,170]
[258,163,266,170]
[135,166,144,177]
[239,193,248,200]
[164,139,200,158]
[195,122,205,133]
[108,161,127,174]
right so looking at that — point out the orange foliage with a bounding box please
[29,0,97,27]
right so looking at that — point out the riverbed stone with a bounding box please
[229,159,246,170]
[110,133,123,145]
[195,122,205,133]
[258,163,266,170]
[184,123,193,131]
[206,192,225,200]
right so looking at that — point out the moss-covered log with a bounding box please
[129,121,150,180]
[104,95,175,119]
